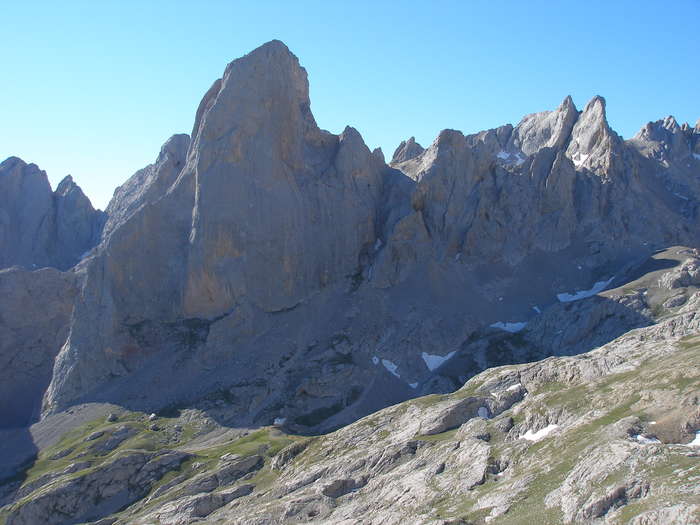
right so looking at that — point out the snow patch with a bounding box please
[572,152,590,168]
[497,151,525,165]
[557,277,614,302]
[382,359,400,378]
[674,192,689,200]
[373,238,383,251]
[634,434,661,445]
[409,382,418,389]
[693,153,700,161]
[371,356,379,365]
[532,306,541,314]
[273,417,287,426]
[421,351,456,372]
[506,383,522,392]
[521,424,559,441]
[685,431,700,447]
[490,321,527,333]
[478,406,490,419]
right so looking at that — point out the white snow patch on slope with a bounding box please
[409,382,418,389]
[421,351,456,372]
[685,431,700,447]
[572,152,590,168]
[634,434,661,445]
[372,356,379,365]
[557,277,614,302]
[496,150,511,160]
[478,406,490,419]
[506,383,522,392]
[521,424,559,441]
[382,359,400,378]
[532,306,541,314]
[693,153,700,161]
[490,321,527,333]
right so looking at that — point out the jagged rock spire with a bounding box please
[391,137,425,164]
[507,95,579,156]
[565,95,621,176]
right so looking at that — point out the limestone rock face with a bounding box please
[182,41,384,317]
[53,175,106,268]
[37,42,700,437]
[391,136,424,164]
[103,133,190,239]
[0,158,54,269]
[376,94,699,289]
[508,95,579,155]
[0,157,105,270]
[0,267,77,428]
[565,95,623,177]
[5,451,190,525]
[44,40,394,414]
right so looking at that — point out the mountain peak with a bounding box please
[391,136,425,164]
[564,95,621,175]
[0,156,27,171]
[507,96,578,156]
[559,95,576,112]
[55,175,77,195]
[190,40,315,160]
[584,94,606,112]
[662,115,679,131]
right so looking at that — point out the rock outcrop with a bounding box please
[0,266,77,428]
[5,450,190,525]
[391,136,424,164]
[102,133,190,239]
[0,157,105,270]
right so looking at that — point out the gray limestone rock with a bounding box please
[391,136,424,164]
[52,175,106,269]
[0,266,77,428]
[102,133,190,240]
[507,95,578,156]
[32,42,700,443]
[143,484,254,524]
[5,451,190,525]
[43,40,394,419]
[0,157,104,270]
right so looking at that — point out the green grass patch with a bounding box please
[414,428,459,443]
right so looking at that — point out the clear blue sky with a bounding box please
[2,0,698,209]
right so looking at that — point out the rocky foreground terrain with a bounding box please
[0,247,699,524]
[0,40,699,523]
